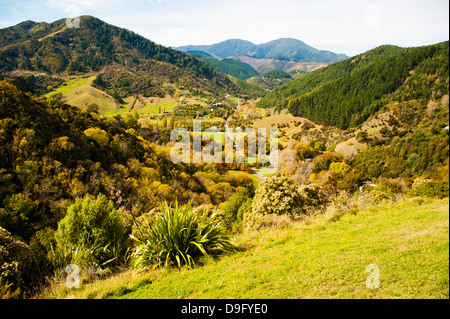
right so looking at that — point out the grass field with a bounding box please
[43,197,449,299]
[45,76,91,96]
[45,78,210,118]
[255,166,277,177]
[226,95,239,106]
[45,75,124,115]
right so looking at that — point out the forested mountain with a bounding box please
[246,70,294,90]
[0,16,241,100]
[188,51,259,80]
[176,38,348,62]
[0,14,448,301]
[258,42,449,129]
[176,39,258,59]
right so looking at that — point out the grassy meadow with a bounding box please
[41,197,449,299]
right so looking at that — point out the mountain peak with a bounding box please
[176,38,347,62]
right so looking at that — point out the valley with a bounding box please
[0,15,448,301]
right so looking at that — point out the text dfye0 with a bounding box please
[226,303,268,314]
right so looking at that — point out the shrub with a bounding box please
[234,198,252,233]
[55,194,130,267]
[358,189,395,205]
[221,188,250,227]
[0,193,37,240]
[0,226,32,296]
[131,202,235,269]
[312,152,345,173]
[83,127,109,146]
[244,176,327,230]
[408,178,449,199]
[356,130,369,142]
[377,178,404,194]
[294,142,317,160]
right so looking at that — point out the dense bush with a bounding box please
[0,226,32,297]
[221,187,251,228]
[55,194,131,267]
[312,152,345,173]
[358,189,395,205]
[408,178,449,199]
[234,198,252,232]
[244,176,327,230]
[131,202,235,269]
[0,193,37,240]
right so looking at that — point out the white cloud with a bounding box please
[45,0,123,13]
[148,0,171,5]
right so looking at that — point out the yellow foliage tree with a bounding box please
[84,127,109,146]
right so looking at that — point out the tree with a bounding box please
[0,193,37,240]
[84,127,109,146]
[221,187,250,227]
[312,152,345,173]
[86,103,100,114]
[294,142,317,160]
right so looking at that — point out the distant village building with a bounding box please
[359,181,377,192]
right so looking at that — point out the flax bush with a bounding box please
[131,202,235,269]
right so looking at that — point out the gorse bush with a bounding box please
[244,176,327,230]
[131,202,235,269]
[55,194,131,267]
[0,226,32,297]
[408,178,449,199]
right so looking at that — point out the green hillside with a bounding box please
[189,51,259,80]
[257,45,406,109]
[247,70,294,90]
[257,42,449,129]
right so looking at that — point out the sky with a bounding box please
[0,0,448,56]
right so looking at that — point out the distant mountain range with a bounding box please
[175,38,348,63]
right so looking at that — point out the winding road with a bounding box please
[225,97,266,181]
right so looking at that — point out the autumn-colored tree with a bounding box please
[84,127,109,146]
